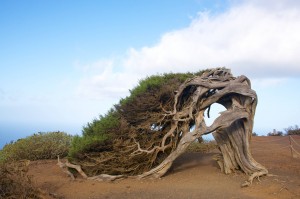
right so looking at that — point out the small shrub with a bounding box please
[267,131,283,136]
[0,161,43,198]
[0,131,73,163]
[285,125,300,135]
[186,140,217,153]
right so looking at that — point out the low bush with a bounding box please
[186,140,217,153]
[285,125,300,135]
[0,160,43,198]
[267,131,283,136]
[252,132,258,136]
[0,131,73,163]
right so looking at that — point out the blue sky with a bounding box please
[1,0,300,148]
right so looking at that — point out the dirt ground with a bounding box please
[28,136,300,199]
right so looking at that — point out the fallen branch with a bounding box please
[57,156,87,179]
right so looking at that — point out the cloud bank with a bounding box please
[78,0,300,99]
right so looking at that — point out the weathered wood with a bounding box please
[134,68,267,186]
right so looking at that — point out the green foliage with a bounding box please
[0,131,72,163]
[72,108,118,158]
[68,134,109,159]
[69,108,119,160]
[82,108,120,137]
[120,71,206,106]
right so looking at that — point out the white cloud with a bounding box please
[123,2,300,79]
[77,1,300,100]
[76,59,139,100]
[240,0,300,10]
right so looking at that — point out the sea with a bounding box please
[0,123,81,150]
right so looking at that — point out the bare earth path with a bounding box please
[29,136,300,199]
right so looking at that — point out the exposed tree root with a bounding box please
[241,170,269,187]
[57,156,125,182]
[88,174,125,182]
[57,156,86,180]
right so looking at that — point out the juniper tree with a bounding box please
[63,68,267,186]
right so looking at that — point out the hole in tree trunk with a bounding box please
[204,103,226,126]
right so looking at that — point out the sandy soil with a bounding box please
[28,136,300,199]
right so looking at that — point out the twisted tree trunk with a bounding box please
[135,69,268,185]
